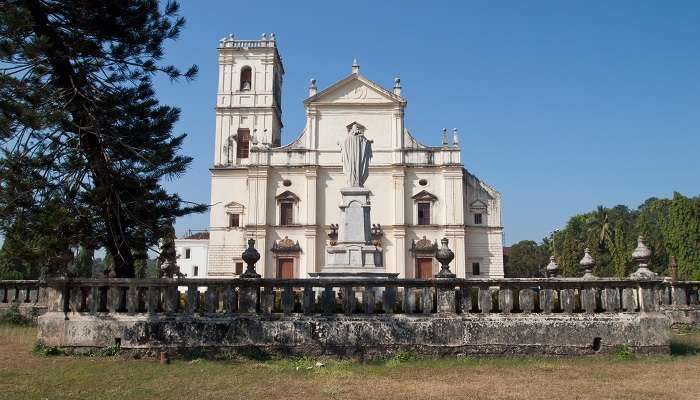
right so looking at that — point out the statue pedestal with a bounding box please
[320,187,385,276]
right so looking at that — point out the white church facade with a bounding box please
[204,34,504,279]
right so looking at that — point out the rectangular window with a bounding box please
[185,248,191,259]
[474,213,483,225]
[236,129,250,159]
[229,213,240,228]
[193,266,199,277]
[472,262,481,275]
[280,202,294,226]
[235,262,244,275]
[417,202,431,225]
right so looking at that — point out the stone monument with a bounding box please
[314,122,392,278]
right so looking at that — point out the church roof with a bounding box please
[303,73,406,105]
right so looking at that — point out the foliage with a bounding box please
[504,240,548,278]
[0,304,31,326]
[0,0,206,278]
[533,193,700,279]
[32,342,65,356]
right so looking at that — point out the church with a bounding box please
[203,33,504,279]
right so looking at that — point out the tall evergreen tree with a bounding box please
[0,0,205,277]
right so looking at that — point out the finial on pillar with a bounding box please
[352,58,360,74]
[261,32,267,40]
[309,78,317,96]
[393,77,402,96]
[545,256,560,278]
[270,32,276,41]
[442,128,448,146]
[580,248,596,279]
[241,238,261,278]
[670,256,678,282]
[435,238,456,278]
[630,235,657,280]
[452,128,459,147]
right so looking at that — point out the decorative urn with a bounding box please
[435,238,456,278]
[240,238,261,278]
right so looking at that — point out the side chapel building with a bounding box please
[205,34,504,279]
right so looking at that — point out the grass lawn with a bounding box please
[1,324,699,400]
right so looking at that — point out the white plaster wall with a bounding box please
[175,240,209,278]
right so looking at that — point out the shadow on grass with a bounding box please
[671,340,700,356]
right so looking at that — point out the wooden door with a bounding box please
[416,258,433,279]
[277,258,294,279]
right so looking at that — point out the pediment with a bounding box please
[469,199,488,210]
[224,201,245,213]
[275,190,300,203]
[412,190,438,202]
[304,74,404,105]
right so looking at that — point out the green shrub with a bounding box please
[33,342,65,356]
[613,345,633,360]
[0,304,31,326]
[386,351,418,366]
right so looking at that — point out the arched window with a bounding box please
[240,66,252,91]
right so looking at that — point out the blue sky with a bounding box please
[155,0,700,245]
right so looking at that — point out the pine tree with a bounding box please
[0,1,205,277]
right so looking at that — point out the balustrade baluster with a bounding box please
[539,289,555,314]
[581,288,597,313]
[164,286,179,314]
[187,285,198,314]
[342,286,354,315]
[519,288,535,313]
[7,287,16,303]
[0,285,6,303]
[602,288,620,312]
[322,287,336,314]
[362,288,375,315]
[224,284,237,314]
[622,288,638,311]
[69,286,82,312]
[384,286,398,314]
[147,286,159,314]
[260,286,274,314]
[302,286,315,314]
[560,289,575,313]
[688,286,698,306]
[404,287,417,314]
[478,287,493,314]
[18,288,27,303]
[658,286,671,306]
[238,285,258,313]
[421,287,433,314]
[460,287,473,314]
[282,286,295,314]
[638,284,658,312]
[127,285,138,314]
[672,285,688,306]
[499,287,513,314]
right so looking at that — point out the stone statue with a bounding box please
[340,122,372,187]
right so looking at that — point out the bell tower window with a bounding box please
[240,66,252,91]
[236,129,250,159]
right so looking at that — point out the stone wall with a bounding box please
[38,312,669,357]
[32,277,694,358]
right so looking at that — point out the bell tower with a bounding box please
[214,33,284,166]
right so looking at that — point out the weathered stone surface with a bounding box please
[602,288,620,312]
[421,287,433,314]
[282,287,295,314]
[437,287,456,314]
[581,288,597,313]
[539,289,555,314]
[239,287,258,313]
[622,288,638,312]
[37,312,672,357]
[383,287,397,314]
[560,289,575,313]
[519,289,535,313]
[498,289,513,314]
[478,288,493,314]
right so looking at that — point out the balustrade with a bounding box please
[37,277,672,317]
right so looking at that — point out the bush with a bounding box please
[0,304,31,326]
[33,342,65,356]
